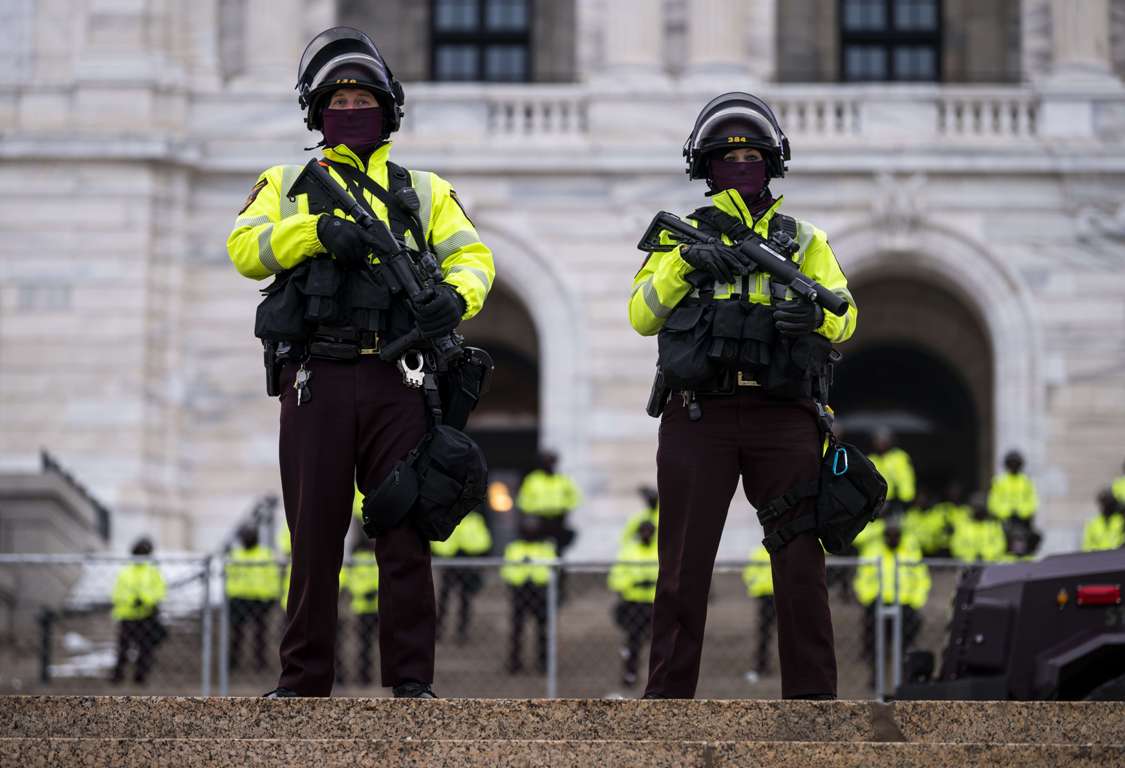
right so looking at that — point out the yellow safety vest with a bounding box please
[501,540,556,587]
[742,546,774,598]
[950,517,1008,562]
[516,471,582,517]
[608,539,659,603]
[111,562,166,621]
[870,448,916,504]
[432,511,493,557]
[341,550,380,615]
[620,505,659,544]
[1083,514,1125,552]
[228,143,495,319]
[854,542,930,608]
[226,545,282,601]
[987,472,1038,520]
[629,190,856,344]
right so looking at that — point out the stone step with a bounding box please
[3,697,1125,745]
[4,738,1125,768]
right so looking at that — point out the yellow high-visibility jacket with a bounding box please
[987,472,1039,520]
[228,143,494,319]
[1111,476,1125,506]
[1083,514,1125,552]
[620,505,659,544]
[341,550,380,615]
[903,504,950,555]
[112,562,167,621]
[516,471,582,518]
[608,538,659,604]
[950,517,1008,562]
[629,190,856,344]
[871,448,916,504]
[226,545,282,601]
[501,540,556,587]
[854,540,930,609]
[742,545,774,598]
[432,510,493,557]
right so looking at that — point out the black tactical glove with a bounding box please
[772,298,824,336]
[679,242,748,285]
[414,284,465,338]
[316,215,375,270]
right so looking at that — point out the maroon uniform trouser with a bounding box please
[277,356,432,696]
[644,389,838,699]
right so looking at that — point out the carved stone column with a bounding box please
[601,0,665,80]
[683,0,750,79]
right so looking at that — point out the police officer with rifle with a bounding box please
[228,27,495,698]
[631,93,859,699]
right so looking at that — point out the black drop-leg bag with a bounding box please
[758,433,888,555]
[361,425,489,542]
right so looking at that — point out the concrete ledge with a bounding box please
[4,738,1125,768]
[3,697,1125,745]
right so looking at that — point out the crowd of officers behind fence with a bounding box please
[110,450,1125,690]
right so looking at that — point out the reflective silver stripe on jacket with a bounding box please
[257,225,283,273]
[280,166,301,219]
[409,170,433,241]
[449,264,492,290]
[634,276,674,319]
[434,229,482,261]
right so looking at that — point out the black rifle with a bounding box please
[287,158,464,367]
[637,211,850,317]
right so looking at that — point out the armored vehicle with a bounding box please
[898,549,1125,700]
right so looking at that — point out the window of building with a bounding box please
[431,0,532,82]
[840,0,941,82]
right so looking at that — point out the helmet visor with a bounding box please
[298,26,380,89]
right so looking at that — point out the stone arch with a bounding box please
[468,217,589,475]
[830,217,1047,470]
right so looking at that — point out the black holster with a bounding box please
[264,341,281,397]
[646,368,671,418]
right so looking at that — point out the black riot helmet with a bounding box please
[684,92,790,180]
[296,26,405,133]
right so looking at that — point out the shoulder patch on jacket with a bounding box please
[239,179,268,215]
[448,188,476,227]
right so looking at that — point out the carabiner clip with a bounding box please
[832,446,848,476]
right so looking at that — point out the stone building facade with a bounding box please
[1,0,1124,557]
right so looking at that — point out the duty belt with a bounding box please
[308,326,382,360]
[694,368,762,396]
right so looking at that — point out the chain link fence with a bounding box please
[0,553,977,699]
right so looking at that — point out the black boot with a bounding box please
[393,680,437,698]
[262,687,298,698]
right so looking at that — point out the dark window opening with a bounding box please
[840,0,942,82]
[431,0,532,82]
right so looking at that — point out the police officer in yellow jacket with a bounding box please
[226,525,282,672]
[987,450,1041,557]
[517,451,582,556]
[854,521,930,684]
[950,494,1008,562]
[869,428,916,516]
[631,93,856,700]
[501,516,557,675]
[742,545,775,681]
[110,537,167,685]
[609,520,659,687]
[620,485,660,545]
[340,539,380,685]
[1083,488,1125,552]
[432,509,492,643]
[229,28,493,699]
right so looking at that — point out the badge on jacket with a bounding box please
[239,179,268,215]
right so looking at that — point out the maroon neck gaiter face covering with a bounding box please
[321,107,384,156]
[708,157,774,216]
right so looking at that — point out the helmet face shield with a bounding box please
[296,26,404,133]
[684,92,791,180]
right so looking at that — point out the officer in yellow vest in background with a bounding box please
[432,509,493,644]
[1111,459,1125,508]
[226,525,282,672]
[854,520,930,685]
[110,537,167,685]
[620,486,660,544]
[901,489,948,558]
[278,518,292,612]
[926,481,970,557]
[609,520,659,688]
[340,538,380,685]
[869,429,916,516]
[950,494,1008,562]
[1083,488,1125,552]
[501,515,557,675]
[742,545,775,683]
[987,451,1041,556]
[516,451,582,557]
